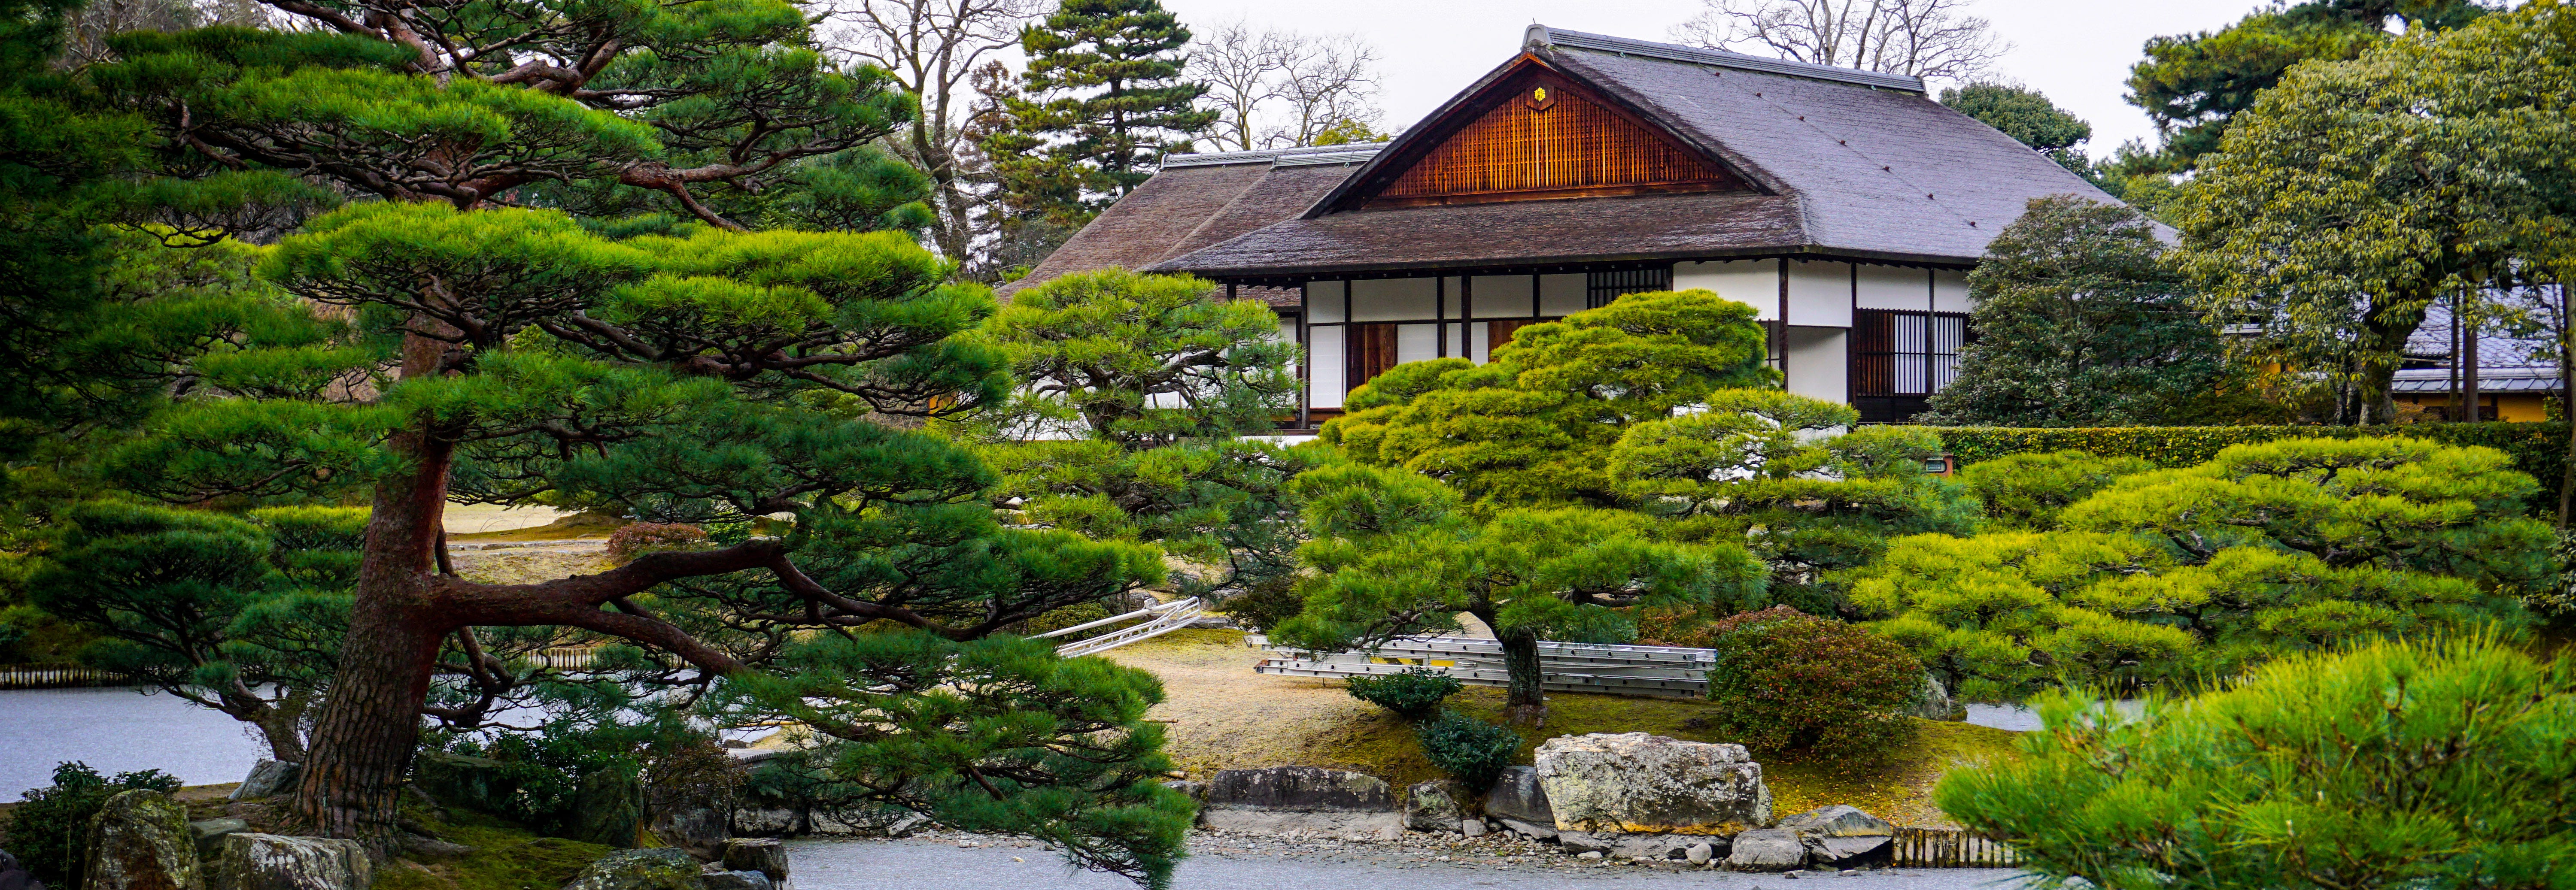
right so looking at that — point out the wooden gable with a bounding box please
[1353,67,1749,209]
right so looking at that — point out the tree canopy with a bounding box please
[982,0,1212,226]
[1941,82,2092,176]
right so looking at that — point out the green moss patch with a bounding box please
[374,810,614,890]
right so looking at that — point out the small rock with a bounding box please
[1482,766,1553,826]
[1777,805,1894,839]
[1495,817,1555,840]
[1400,781,1466,833]
[398,832,476,862]
[702,870,775,890]
[231,759,304,801]
[1785,869,1804,878]
[1841,869,1859,876]
[722,837,790,881]
[191,817,251,855]
[1577,851,1604,860]
[1460,819,1485,837]
[1726,828,1806,872]
[1686,842,1714,865]
[207,832,373,890]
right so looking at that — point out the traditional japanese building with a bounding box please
[1003,25,2122,426]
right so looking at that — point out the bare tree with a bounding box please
[823,0,1047,261]
[1672,0,2008,83]
[59,0,275,67]
[1190,20,1290,152]
[1265,33,1382,149]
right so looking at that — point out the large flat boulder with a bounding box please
[1200,767,1401,840]
[1532,733,1771,836]
[84,789,200,890]
[562,848,706,890]
[205,833,371,890]
[1777,804,1893,838]
[1482,766,1552,826]
[229,761,301,802]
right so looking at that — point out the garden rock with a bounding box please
[1686,842,1716,865]
[229,761,301,802]
[1807,835,1895,869]
[700,871,772,890]
[562,848,706,890]
[84,789,199,890]
[1400,781,1466,833]
[1555,831,1612,854]
[189,818,250,856]
[1482,766,1553,825]
[1199,767,1403,840]
[1777,805,1893,839]
[731,808,802,838]
[206,833,371,890]
[1496,818,1555,840]
[1608,834,1695,860]
[1725,828,1807,872]
[1532,733,1771,835]
[1907,676,1964,721]
[1160,780,1206,803]
[721,839,790,881]
[410,751,511,815]
[1460,819,1485,838]
[397,833,474,862]
[649,805,731,860]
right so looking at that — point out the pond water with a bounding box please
[0,687,269,798]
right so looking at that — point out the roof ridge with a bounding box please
[1527,25,1925,94]
[1162,142,1391,169]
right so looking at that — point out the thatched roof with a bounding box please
[1131,27,2114,280]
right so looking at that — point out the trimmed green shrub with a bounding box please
[7,762,183,888]
[1936,636,2576,889]
[1701,607,1924,760]
[1345,666,1463,721]
[1933,423,2570,512]
[1415,709,1521,791]
[1852,437,2547,702]
[1956,450,2153,529]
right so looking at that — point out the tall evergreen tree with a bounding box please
[1922,196,2237,427]
[1941,82,2093,177]
[984,0,1211,225]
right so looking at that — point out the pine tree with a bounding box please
[986,0,1212,225]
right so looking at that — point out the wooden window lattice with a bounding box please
[1384,85,1733,199]
[1586,268,1671,309]
[1853,309,1968,397]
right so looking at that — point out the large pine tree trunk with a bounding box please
[290,424,455,855]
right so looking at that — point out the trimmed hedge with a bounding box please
[1934,423,2569,498]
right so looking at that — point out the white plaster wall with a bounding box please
[1397,323,1440,364]
[1467,275,1534,318]
[1540,273,1587,316]
[1350,277,1435,321]
[1855,264,1929,311]
[1787,260,1854,328]
[1934,269,1973,314]
[1308,281,1348,322]
[1309,325,1346,409]
[1470,321,1492,363]
[1674,260,1777,317]
[1783,326,1848,403]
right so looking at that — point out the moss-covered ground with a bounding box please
[1104,629,2025,827]
[371,810,612,890]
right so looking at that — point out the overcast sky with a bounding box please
[1154,0,2268,155]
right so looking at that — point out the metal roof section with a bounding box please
[1526,24,1926,94]
[2391,365,2564,393]
[1160,142,1390,169]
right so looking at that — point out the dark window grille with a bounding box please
[1586,268,1671,309]
[1853,309,1969,397]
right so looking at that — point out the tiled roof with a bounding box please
[996,148,1373,297]
[1146,26,2117,278]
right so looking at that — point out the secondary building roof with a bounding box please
[995,144,1381,299]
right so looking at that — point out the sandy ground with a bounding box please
[1096,629,1379,780]
[441,503,575,535]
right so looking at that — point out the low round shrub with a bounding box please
[1415,709,1519,791]
[9,761,182,888]
[1345,666,1462,720]
[1703,606,1924,760]
[604,522,709,563]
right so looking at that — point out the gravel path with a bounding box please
[786,835,2043,890]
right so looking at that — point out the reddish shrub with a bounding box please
[1703,606,1923,760]
[605,522,709,563]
